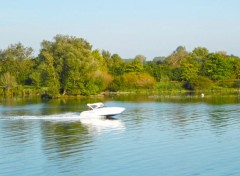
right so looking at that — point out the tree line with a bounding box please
[1,34,240,97]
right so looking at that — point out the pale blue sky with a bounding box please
[1,0,240,59]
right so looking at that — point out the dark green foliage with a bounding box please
[1,37,240,97]
[184,76,213,90]
[125,59,144,73]
[202,53,233,80]
[0,43,34,85]
[107,77,123,92]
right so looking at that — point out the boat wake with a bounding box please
[1,112,125,133]
[1,113,81,121]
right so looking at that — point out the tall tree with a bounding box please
[108,54,125,76]
[164,46,189,68]
[0,43,34,85]
[38,34,107,95]
[102,50,112,68]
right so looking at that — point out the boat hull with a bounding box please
[80,107,125,117]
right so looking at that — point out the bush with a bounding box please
[122,72,156,89]
[184,76,213,90]
[216,79,235,88]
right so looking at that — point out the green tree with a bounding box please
[102,50,113,67]
[180,63,199,81]
[165,46,189,68]
[192,47,209,60]
[125,59,144,73]
[38,51,60,96]
[38,34,107,96]
[202,53,233,80]
[0,43,34,85]
[144,61,162,81]
[108,54,125,76]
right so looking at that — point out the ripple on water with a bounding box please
[1,101,240,176]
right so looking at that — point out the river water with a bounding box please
[0,95,240,176]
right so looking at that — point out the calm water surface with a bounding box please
[1,95,240,176]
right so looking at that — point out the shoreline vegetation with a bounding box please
[1,34,240,99]
[1,85,239,100]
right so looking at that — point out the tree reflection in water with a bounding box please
[40,121,93,160]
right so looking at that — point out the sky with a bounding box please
[1,0,240,60]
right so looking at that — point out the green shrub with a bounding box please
[122,72,156,89]
[184,76,213,90]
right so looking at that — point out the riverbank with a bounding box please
[1,84,240,99]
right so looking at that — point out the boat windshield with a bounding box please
[87,103,104,110]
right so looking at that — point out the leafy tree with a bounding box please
[92,50,107,71]
[165,46,189,68]
[125,59,144,73]
[192,47,209,60]
[102,50,113,67]
[38,51,60,96]
[0,43,34,85]
[144,61,163,81]
[202,53,233,80]
[38,35,108,96]
[2,35,240,96]
[111,54,122,66]
[108,55,125,76]
[180,63,199,81]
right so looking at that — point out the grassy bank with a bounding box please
[1,82,240,99]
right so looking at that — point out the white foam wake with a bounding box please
[2,113,81,121]
[1,112,126,133]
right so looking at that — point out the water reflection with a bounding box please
[40,121,93,160]
[114,93,240,105]
[1,96,240,176]
[79,116,125,133]
[207,105,240,135]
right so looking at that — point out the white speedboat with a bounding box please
[80,102,125,117]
